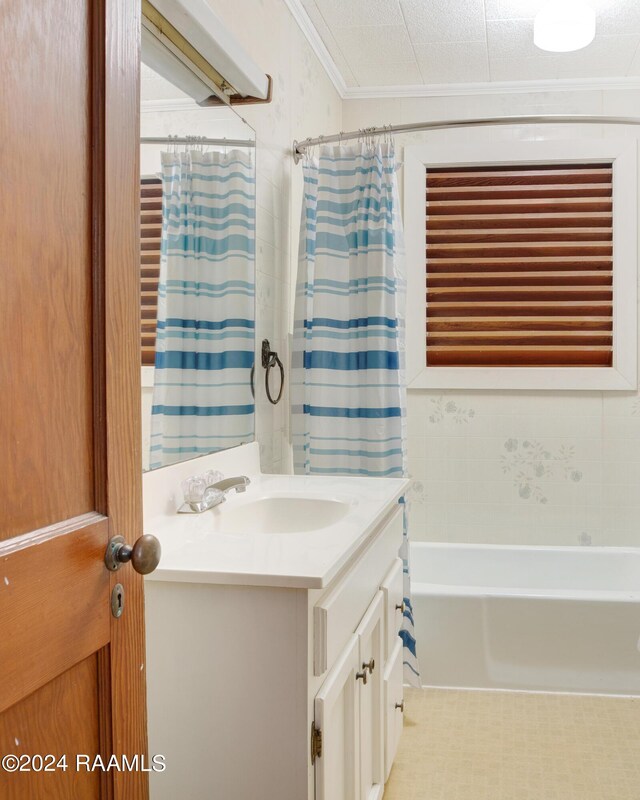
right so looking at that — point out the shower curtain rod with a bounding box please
[292,114,640,164]
[141,136,255,147]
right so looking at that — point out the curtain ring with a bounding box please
[261,339,284,405]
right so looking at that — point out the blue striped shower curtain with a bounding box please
[150,150,255,469]
[292,143,420,686]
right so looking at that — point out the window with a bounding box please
[426,162,613,368]
[140,176,162,366]
[404,140,638,390]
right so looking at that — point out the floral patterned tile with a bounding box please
[500,439,583,503]
[428,397,476,425]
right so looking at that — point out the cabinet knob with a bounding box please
[362,658,375,675]
[395,700,404,712]
[396,601,406,614]
[355,670,368,685]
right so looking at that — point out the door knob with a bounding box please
[105,534,161,575]
[395,700,404,712]
[396,602,406,613]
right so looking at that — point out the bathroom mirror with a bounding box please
[140,58,256,471]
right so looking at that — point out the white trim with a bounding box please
[281,0,347,98]
[418,684,640,699]
[141,366,155,389]
[344,76,640,100]
[404,138,638,392]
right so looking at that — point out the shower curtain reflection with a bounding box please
[149,148,256,469]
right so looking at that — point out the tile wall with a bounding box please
[344,87,640,546]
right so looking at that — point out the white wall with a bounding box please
[344,86,640,547]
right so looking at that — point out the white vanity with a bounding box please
[143,444,408,800]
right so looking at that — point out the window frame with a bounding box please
[404,139,638,391]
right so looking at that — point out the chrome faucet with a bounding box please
[178,473,251,514]
[209,475,251,498]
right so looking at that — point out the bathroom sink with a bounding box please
[219,496,350,534]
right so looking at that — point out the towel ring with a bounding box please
[261,339,284,405]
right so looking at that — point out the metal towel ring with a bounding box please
[261,339,284,405]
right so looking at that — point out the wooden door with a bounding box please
[314,634,361,800]
[356,592,385,800]
[0,1,146,798]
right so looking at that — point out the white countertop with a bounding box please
[144,473,409,589]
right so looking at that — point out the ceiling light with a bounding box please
[534,0,596,53]
[144,0,270,101]
[142,27,213,104]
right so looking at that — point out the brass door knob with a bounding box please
[396,602,406,613]
[395,700,404,712]
[363,658,375,674]
[105,534,161,575]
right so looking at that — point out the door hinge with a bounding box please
[311,722,322,765]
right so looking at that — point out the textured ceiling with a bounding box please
[299,0,640,87]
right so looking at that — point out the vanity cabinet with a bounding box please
[314,592,385,800]
[312,520,404,800]
[145,481,406,800]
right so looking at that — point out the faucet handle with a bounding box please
[203,486,225,506]
[202,469,224,487]
[181,475,208,504]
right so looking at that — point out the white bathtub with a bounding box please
[411,542,640,695]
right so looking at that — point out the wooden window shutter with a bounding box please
[425,163,614,367]
[140,176,162,366]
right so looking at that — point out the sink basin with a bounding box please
[219,496,350,534]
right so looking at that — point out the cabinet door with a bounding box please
[356,591,385,800]
[315,634,361,800]
[380,558,404,661]
[384,639,404,781]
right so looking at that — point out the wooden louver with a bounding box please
[140,176,162,366]
[425,163,614,367]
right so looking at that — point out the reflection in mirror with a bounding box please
[140,61,256,471]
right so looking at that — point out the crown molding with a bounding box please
[343,76,640,100]
[282,0,347,98]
